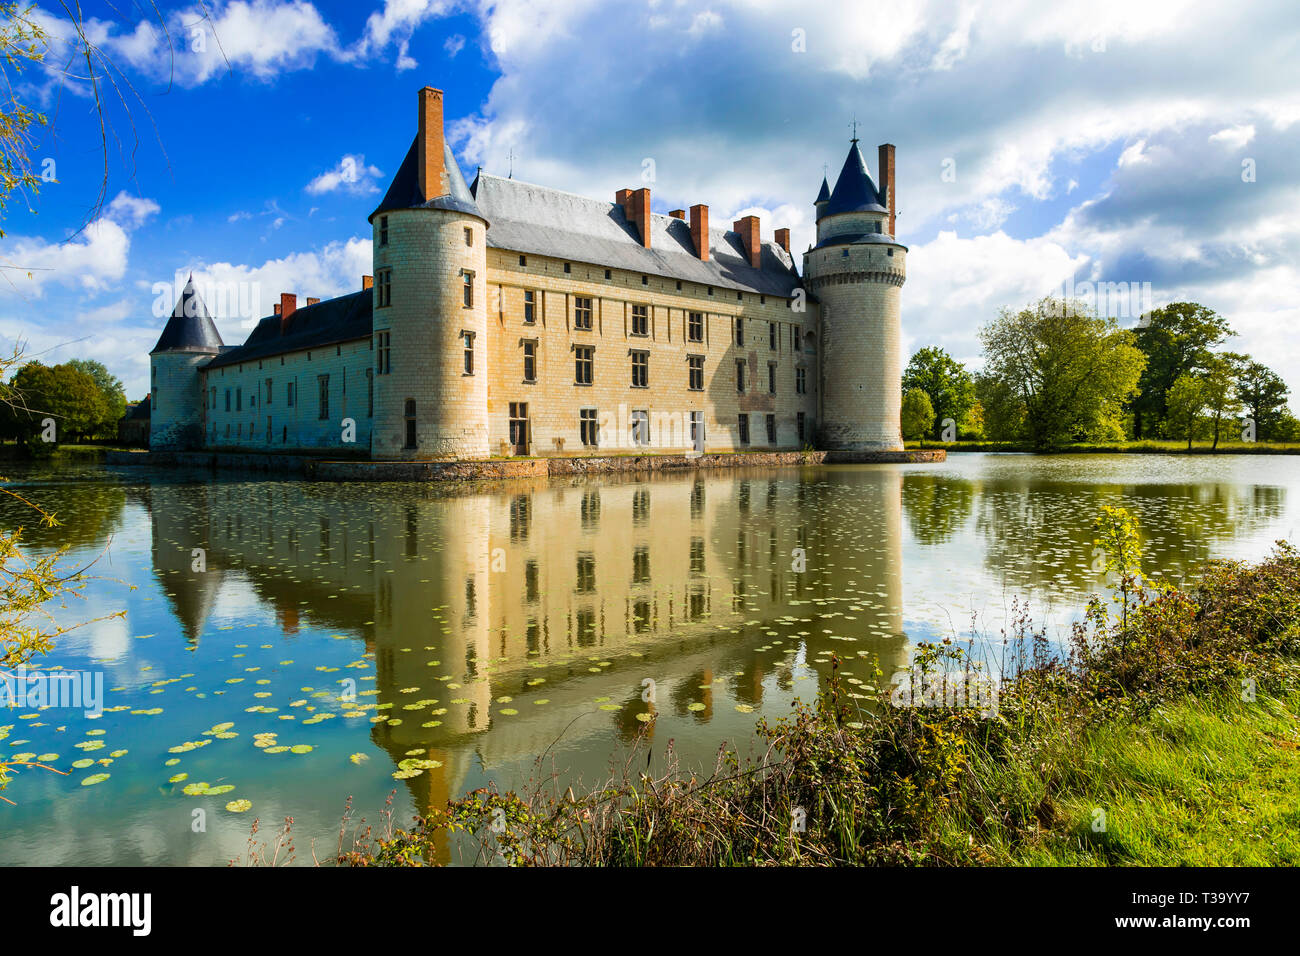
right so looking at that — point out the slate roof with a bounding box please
[370,135,485,222]
[150,276,224,354]
[470,173,804,298]
[815,176,831,204]
[205,290,373,370]
[821,141,887,218]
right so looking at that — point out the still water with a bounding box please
[0,454,1293,864]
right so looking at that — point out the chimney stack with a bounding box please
[689,204,709,261]
[280,293,297,333]
[273,303,281,315]
[617,187,652,248]
[878,143,896,237]
[418,87,447,202]
[774,228,790,253]
[306,297,320,306]
[734,215,762,269]
[362,275,373,290]
[669,209,686,220]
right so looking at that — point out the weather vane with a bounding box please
[849,115,859,143]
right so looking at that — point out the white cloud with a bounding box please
[1209,124,1256,150]
[444,33,466,57]
[357,0,455,70]
[305,154,383,195]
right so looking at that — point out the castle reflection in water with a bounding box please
[137,467,909,819]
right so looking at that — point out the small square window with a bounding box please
[464,227,473,246]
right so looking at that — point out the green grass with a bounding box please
[908,439,1300,454]
[940,690,1300,865]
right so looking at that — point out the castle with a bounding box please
[149,86,906,460]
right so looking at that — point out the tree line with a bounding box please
[900,298,1297,450]
[0,358,129,451]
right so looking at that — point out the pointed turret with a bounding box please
[149,276,222,451]
[814,176,831,219]
[821,141,887,219]
[150,276,224,353]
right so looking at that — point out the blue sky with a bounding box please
[3,0,1299,403]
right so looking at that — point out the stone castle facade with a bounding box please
[149,86,906,460]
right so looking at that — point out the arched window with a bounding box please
[404,399,416,450]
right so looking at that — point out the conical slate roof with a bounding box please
[370,136,486,222]
[822,141,887,218]
[815,176,831,204]
[150,276,223,354]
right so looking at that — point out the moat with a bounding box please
[1,454,1293,865]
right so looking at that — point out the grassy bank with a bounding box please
[321,539,1300,867]
[908,439,1300,454]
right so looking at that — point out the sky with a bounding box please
[2,0,1298,402]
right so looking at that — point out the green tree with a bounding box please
[900,388,936,444]
[978,297,1146,450]
[1,361,103,447]
[974,372,1025,441]
[901,347,976,441]
[1201,354,1243,451]
[0,3,47,237]
[66,358,126,438]
[1234,358,1290,442]
[1164,373,1205,451]
[1130,302,1233,438]
[1093,505,1142,634]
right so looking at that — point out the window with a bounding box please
[579,408,599,447]
[236,387,242,411]
[266,416,272,444]
[464,227,473,246]
[519,254,527,267]
[224,388,231,412]
[523,290,535,324]
[792,325,800,352]
[797,412,806,442]
[630,409,650,447]
[769,322,777,350]
[768,363,777,394]
[689,411,704,451]
[287,381,296,407]
[574,296,593,330]
[641,275,648,286]
[265,378,273,405]
[404,398,416,449]
[633,545,650,583]
[522,340,537,382]
[688,355,704,391]
[734,317,744,346]
[509,402,528,453]
[462,331,475,374]
[688,311,704,343]
[575,345,594,385]
[631,350,649,388]
[210,387,216,409]
[316,375,329,420]
[375,331,391,374]
[738,413,750,444]
[379,215,388,246]
[796,367,807,394]
[376,269,392,308]
[462,271,473,308]
[765,413,776,444]
[631,304,648,336]
[736,359,746,393]
[564,262,571,274]
[366,368,374,417]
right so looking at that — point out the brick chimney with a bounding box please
[273,303,281,315]
[306,297,320,306]
[362,275,373,290]
[878,143,896,237]
[418,87,447,201]
[734,215,761,269]
[617,187,652,248]
[689,204,709,261]
[280,292,297,334]
[774,228,790,253]
[669,209,686,220]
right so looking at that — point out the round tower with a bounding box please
[370,87,489,460]
[149,276,223,451]
[804,140,907,452]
